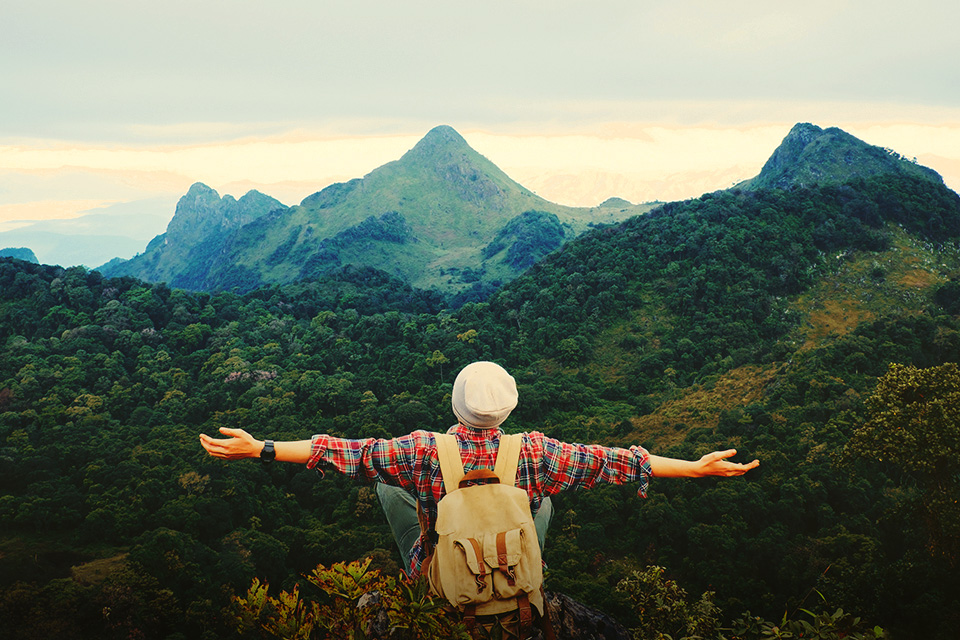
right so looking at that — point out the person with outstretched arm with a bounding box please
[200,361,759,577]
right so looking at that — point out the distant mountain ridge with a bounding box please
[99,125,651,293]
[0,197,176,269]
[97,122,952,297]
[0,247,38,263]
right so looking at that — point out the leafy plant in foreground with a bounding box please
[233,558,469,640]
[616,565,884,640]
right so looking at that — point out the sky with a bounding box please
[2,0,960,265]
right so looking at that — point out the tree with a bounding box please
[843,362,960,566]
[425,350,449,382]
[616,565,720,640]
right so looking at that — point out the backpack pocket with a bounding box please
[450,528,535,604]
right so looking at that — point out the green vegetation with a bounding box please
[233,558,469,640]
[2,166,960,638]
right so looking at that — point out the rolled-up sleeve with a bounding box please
[531,433,651,498]
[305,431,434,492]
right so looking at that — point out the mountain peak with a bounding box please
[380,125,521,208]
[786,121,825,140]
[185,181,218,196]
[403,125,472,160]
[425,124,466,143]
[741,123,943,191]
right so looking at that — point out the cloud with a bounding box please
[4,115,958,221]
[4,1,959,140]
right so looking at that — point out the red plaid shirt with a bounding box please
[307,424,651,577]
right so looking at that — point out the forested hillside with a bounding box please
[3,165,960,638]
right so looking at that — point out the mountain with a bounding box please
[0,247,38,262]
[100,126,652,293]
[598,196,635,209]
[738,122,944,191]
[100,184,286,289]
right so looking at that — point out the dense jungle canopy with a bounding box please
[2,173,960,639]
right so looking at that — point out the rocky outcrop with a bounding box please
[542,591,632,640]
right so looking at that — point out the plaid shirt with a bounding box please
[307,424,651,577]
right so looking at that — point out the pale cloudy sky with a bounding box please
[2,0,960,261]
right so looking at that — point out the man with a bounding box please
[200,361,759,577]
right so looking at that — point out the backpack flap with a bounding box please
[453,537,488,595]
[484,529,524,590]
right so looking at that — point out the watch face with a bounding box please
[262,440,276,462]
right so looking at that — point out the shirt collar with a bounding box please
[448,423,503,439]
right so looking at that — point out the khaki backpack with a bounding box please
[425,433,548,637]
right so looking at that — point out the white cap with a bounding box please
[451,361,518,429]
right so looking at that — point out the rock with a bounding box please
[357,591,392,638]
[357,590,631,640]
[543,591,632,640]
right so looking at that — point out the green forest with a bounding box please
[2,173,960,639]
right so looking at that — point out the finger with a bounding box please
[200,439,225,455]
[219,427,246,437]
[708,449,738,462]
[199,434,225,449]
[728,459,760,475]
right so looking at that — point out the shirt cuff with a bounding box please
[632,446,652,498]
[306,434,328,476]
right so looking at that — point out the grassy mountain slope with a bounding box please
[572,224,960,446]
[220,125,653,292]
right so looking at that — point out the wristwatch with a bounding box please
[260,440,276,464]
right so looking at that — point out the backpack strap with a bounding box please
[435,434,465,494]
[436,432,522,493]
[493,433,522,487]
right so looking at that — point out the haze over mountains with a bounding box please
[0,197,176,269]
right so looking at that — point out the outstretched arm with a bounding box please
[648,449,759,478]
[199,427,313,464]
